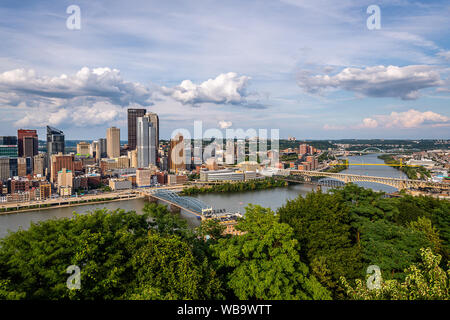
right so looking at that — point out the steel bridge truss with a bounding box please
[287,170,450,191]
[152,190,212,214]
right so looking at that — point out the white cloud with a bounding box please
[160,72,251,106]
[0,67,153,106]
[297,65,443,100]
[14,101,124,128]
[360,109,449,129]
[218,120,232,129]
[361,118,378,128]
[437,50,450,60]
[0,67,153,129]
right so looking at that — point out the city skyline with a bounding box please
[0,0,449,139]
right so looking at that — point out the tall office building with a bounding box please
[96,138,107,159]
[47,126,65,168]
[169,133,185,173]
[91,141,98,159]
[128,149,138,168]
[225,139,235,164]
[127,108,146,151]
[33,154,46,177]
[8,158,18,177]
[106,127,121,158]
[50,153,74,183]
[18,129,38,158]
[17,157,28,177]
[0,136,18,158]
[0,158,10,181]
[136,115,156,168]
[146,112,159,157]
[77,141,91,156]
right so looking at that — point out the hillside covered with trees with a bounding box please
[0,184,448,300]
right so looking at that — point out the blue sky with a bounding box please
[0,0,449,140]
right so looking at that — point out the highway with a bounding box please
[0,184,187,214]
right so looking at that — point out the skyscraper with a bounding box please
[0,158,10,181]
[0,136,18,158]
[76,141,91,156]
[18,129,38,158]
[107,127,120,158]
[46,126,65,168]
[146,111,159,158]
[169,133,185,173]
[50,153,74,183]
[96,138,107,160]
[127,108,146,151]
[33,153,46,177]
[136,114,156,168]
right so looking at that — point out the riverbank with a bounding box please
[181,178,288,196]
[377,154,430,180]
[0,193,143,215]
[325,162,348,173]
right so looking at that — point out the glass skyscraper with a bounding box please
[136,115,156,168]
[127,108,146,151]
[46,126,65,167]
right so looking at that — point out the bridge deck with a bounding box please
[285,170,450,190]
[142,189,212,217]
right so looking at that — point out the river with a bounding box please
[338,153,408,193]
[0,153,406,238]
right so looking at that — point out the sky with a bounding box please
[0,0,449,140]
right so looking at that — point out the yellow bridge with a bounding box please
[332,158,420,167]
[288,170,450,191]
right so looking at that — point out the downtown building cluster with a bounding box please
[0,109,328,205]
[0,108,197,203]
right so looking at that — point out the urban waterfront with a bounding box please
[0,153,406,238]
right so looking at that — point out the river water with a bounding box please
[0,153,406,238]
[339,153,408,193]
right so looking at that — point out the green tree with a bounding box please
[127,232,223,300]
[278,190,362,297]
[359,218,431,280]
[409,217,443,254]
[341,248,449,300]
[212,204,331,300]
[197,218,226,241]
[143,203,191,239]
[0,209,151,300]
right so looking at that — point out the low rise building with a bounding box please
[109,178,132,190]
[407,159,435,169]
[136,168,153,187]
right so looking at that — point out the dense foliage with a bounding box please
[341,248,449,300]
[211,205,331,300]
[278,184,449,298]
[0,183,448,300]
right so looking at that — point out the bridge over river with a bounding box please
[279,170,450,191]
[141,189,213,218]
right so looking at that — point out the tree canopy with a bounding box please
[0,183,448,301]
[212,204,331,300]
